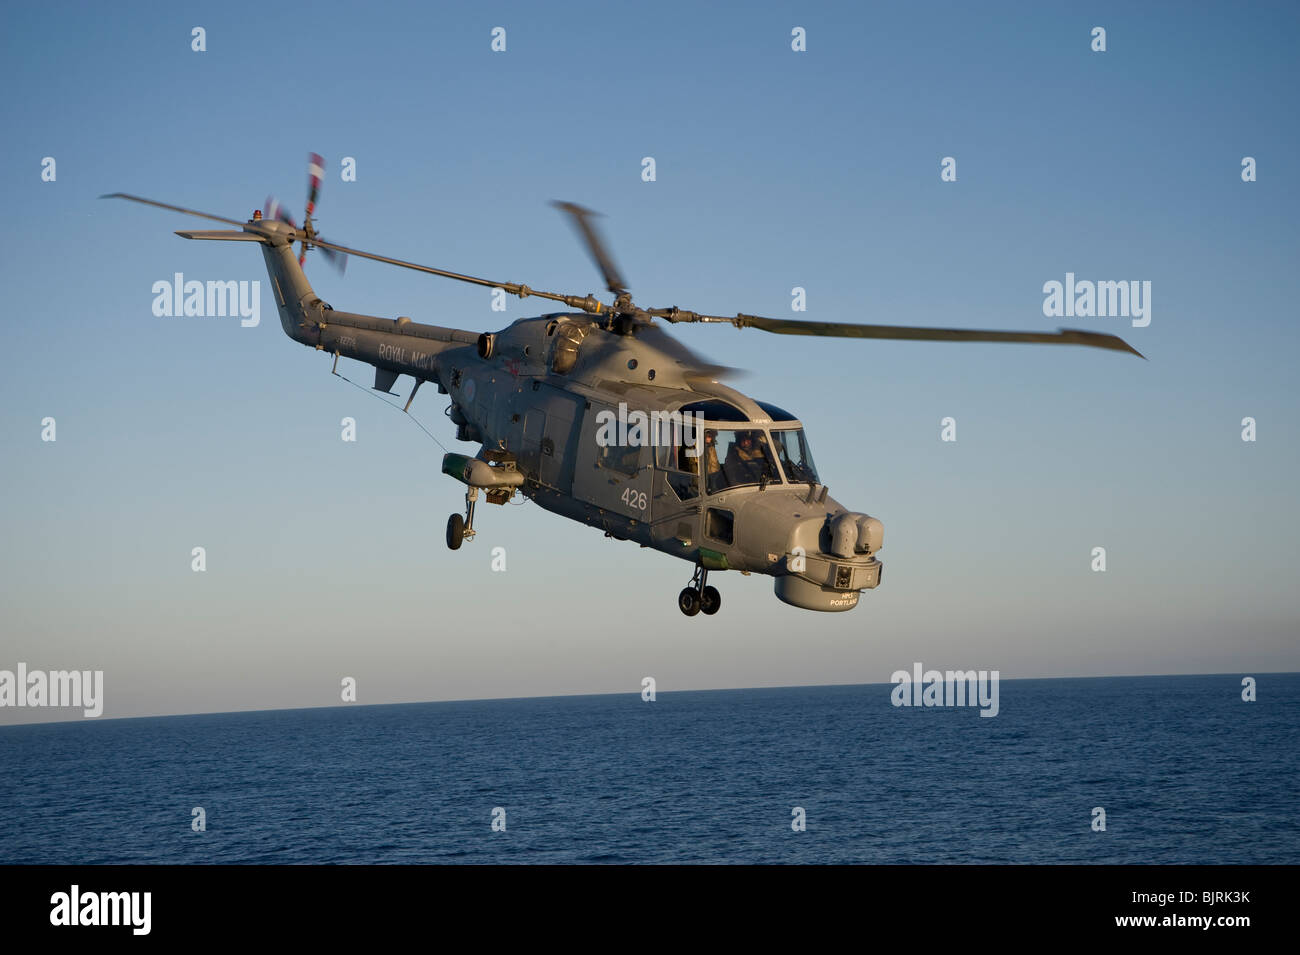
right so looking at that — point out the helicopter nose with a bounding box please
[768,503,884,611]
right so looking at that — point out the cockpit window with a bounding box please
[754,400,799,422]
[655,435,700,501]
[698,428,780,493]
[678,399,749,422]
[772,429,819,484]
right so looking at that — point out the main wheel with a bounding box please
[446,513,465,550]
[699,585,721,615]
[678,587,701,616]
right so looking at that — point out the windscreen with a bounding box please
[771,428,819,484]
[704,429,780,493]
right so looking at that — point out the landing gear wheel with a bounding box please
[699,585,721,615]
[678,587,701,616]
[446,513,465,550]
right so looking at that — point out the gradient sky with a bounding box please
[2,1,1297,723]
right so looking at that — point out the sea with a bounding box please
[1,674,1296,864]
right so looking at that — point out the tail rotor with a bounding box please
[264,153,347,275]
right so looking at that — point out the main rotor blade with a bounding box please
[318,243,348,275]
[552,201,629,297]
[632,321,740,380]
[101,193,250,229]
[307,235,605,313]
[651,309,1145,358]
[103,192,608,314]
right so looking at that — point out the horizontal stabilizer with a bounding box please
[374,368,399,394]
[176,230,267,242]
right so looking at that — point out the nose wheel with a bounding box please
[446,488,478,550]
[678,565,721,616]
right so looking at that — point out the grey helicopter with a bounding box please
[106,155,1142,616]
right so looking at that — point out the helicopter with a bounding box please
[106,155,1142,616]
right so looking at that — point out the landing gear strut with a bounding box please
[447,487,478,550]
[678,564,721,617]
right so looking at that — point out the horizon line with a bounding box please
[1,669,1293,729]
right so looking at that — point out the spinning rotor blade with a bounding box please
[650,309,1145,357]
[632,322,739,380]
[552,201,629,297]
[101,193,248,228]
[299,153,326,266]
[317,243,348,275]
[264,196,297,228]
[305,153,324,219]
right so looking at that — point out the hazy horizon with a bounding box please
[0,669,1292,727]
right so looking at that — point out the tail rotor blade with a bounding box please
[264,196,297,229]
[306,153,324,219]
[299,154,327,268]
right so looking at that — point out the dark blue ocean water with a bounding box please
[1,674,1296,864]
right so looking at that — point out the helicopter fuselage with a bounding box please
[256,229,884,612]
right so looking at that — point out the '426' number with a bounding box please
[621,487,647,511]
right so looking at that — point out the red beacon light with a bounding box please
[252,209,263,221]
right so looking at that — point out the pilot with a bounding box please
[724,431,768,486]
[685,430,722,492]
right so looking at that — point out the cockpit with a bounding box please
[655,399,820,501]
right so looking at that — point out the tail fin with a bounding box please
[179,227,320,343]
[259,236,321,343]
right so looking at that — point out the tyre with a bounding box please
[678,587,701,616]
[699,585,721,615]
[446,513,465,550]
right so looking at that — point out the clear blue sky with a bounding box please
[2,0,1297,722]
